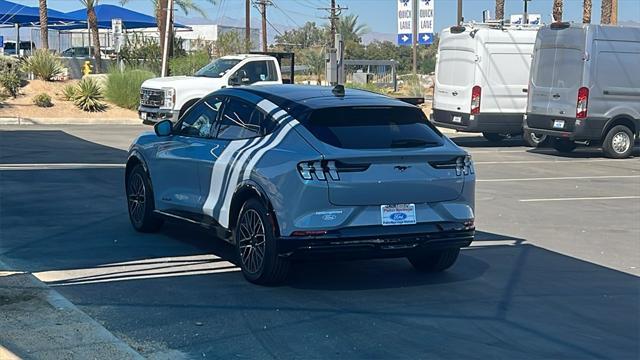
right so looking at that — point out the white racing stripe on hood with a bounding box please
[202,139,250,217]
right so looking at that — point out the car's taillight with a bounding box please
[430,155,474,176]
[297,160,369,181]
[576,87,589,119]
[470,86,481,115]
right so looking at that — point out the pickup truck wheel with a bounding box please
[235,199,290,285]
[603,125,634,159]
[126,165,163,233]
[482,132,506,143]
[408,248,460,272]
[523,129,549,147]
[551,138,577,153]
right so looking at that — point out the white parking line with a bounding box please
[0,163,125,170]
[520,196,640,202]
[479,175,640,182]
[474,159,638,165]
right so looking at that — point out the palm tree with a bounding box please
[79,0,102,73]
[335,14,368,45]
[601,0,612,24]
[552,0,563,21]
[495,0,505,21]
[583,0,592,23]
[38,0,49,49]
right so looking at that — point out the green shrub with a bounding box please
[0,56,22,98]
[33,93,53,107]
[73,77,106,112]
[61,83,77,101]
[105,68,155,110]
[22,50,64,81]
[119,35,162,75]
[169,50,210,76]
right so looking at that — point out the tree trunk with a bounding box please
[495,0,505,21]
[601,0,612,24]
[87,6,102,73]
[582,0,592,23]
[552,0,563,22]
[39,0,49,49]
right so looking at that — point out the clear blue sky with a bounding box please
[22,0,640,34]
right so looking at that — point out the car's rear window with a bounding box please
[303,106,443,149]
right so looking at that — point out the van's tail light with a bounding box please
[297,161,370,181]
[576,87,589,119]
[470,86,481,115]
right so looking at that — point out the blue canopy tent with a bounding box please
[63,4,187,30]
[0,0,77,26]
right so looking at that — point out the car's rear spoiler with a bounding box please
[396,97,425,105]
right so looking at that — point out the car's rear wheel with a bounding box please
[482,132,507,143]
[407,248,460,272]
[523,129,549,147]
[602,125,634,159]
[235,199,290,285]
[126,165,163,232]
[551,138,577,154]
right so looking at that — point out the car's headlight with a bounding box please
[161,87,175,110]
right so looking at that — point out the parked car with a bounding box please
[524,23,640,158]
[60,47,110,58]
[138,52,294,125]
[3,41,36,56]
[126,85,476,284]
[430,22,548,146]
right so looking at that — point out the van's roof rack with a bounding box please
[460,20,542,31]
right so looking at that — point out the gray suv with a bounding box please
[126,85,476,284]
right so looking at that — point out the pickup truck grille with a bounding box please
[140,88,164,108]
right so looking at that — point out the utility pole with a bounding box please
[256,0,271,52]
[320,1,346,48]
[320,1,347,86]
[523,0,531,24]
[412,0,417,75]
[245,0,251,52]
[161,0,174,77]
[457,0,463,25]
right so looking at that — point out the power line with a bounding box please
[271,1,302,28]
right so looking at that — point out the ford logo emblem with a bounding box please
[390,213,407,221]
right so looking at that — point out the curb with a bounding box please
[0,259,143,359]
[0,117,141,126]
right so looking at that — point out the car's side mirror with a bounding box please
[154,119,173,137]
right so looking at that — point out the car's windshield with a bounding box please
[195,58,241,78]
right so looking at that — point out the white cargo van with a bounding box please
[524,23,640,158]
[431,23,546,146]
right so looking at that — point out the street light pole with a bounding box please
[161,0,173,77]
[457,0,463,25]
[412,0,417,75]
[245,0,251,52]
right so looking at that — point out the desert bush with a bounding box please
[73,77,106,112]
[61,83,77,101]
[22,50,64,81]
[0,56,22,98]
[105,67,155,110]
[169,50,210,76]
[33,93,53,107]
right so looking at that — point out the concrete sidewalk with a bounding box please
[0,266,142,359]
[0,117,140,126]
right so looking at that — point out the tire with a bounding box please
[522,129,549,148]
[551,138,577,154]
[602,125,634,159]
[235,199,290,285]
[126,165,164,233]
[482,132,507,143]
[407,248,460,272]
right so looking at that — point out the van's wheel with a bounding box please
[235,199,290,285]
[126,165,163,232]
[551,138,577,154]
[408,248,460,272]
[482,132,506,143]
[602,125,634,159]
[523,129,549,147]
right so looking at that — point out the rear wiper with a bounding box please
[390,139,439,148]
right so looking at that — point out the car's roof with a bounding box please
[219,84,414,110]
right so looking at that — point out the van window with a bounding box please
[437,50,474,87]
[532,48,582,89]
[488,53,530,86]
[596,52,640,89]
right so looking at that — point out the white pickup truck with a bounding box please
[138,53,293,124]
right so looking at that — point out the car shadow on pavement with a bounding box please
[449,135,527,148]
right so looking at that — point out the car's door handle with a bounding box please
[552,94,561,98]
[522,88,528,93]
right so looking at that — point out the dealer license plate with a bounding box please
[381,204,417,226]
[452,116,462,123]
[553,120,565,129]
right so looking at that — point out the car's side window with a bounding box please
[233,60,277,84]
[176,97,223,138]
[216,98,270,140]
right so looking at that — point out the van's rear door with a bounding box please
[434,37,476,115]
[528,27,586,128]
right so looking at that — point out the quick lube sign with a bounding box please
[397,0,434,46]
[397,0,413,46]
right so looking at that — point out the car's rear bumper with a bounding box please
[431,109,524,134]
[277,222,474,260]
[524,114,606,141]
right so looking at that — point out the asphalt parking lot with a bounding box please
[1,125,639,359]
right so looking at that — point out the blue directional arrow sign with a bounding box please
[418,32,433,45]
[397,33,413,46]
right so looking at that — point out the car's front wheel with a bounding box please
[235,199,290,285]
[126,165,163,232]
[407,248,460,272]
